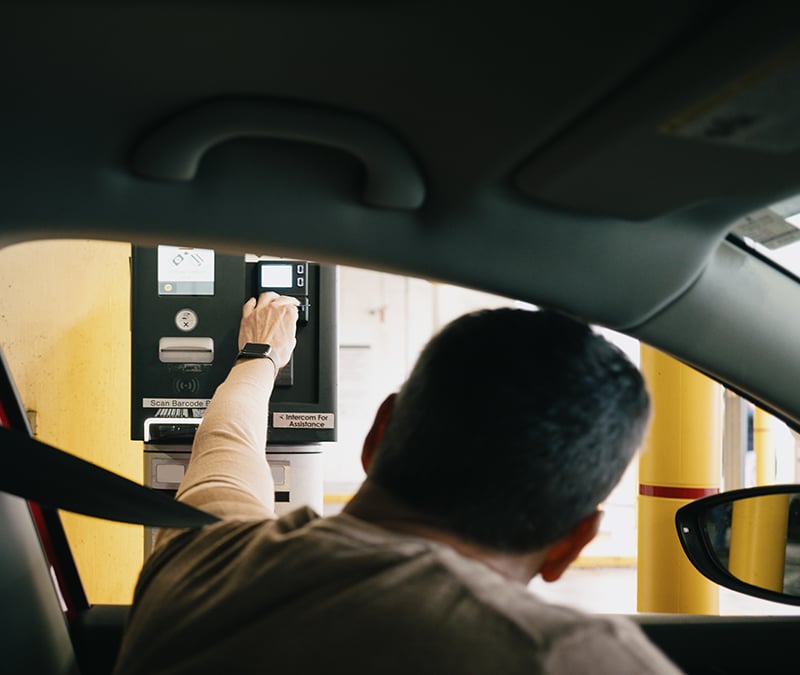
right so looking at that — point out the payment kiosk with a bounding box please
[131,245,337,554]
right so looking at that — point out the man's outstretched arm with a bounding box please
[171,292,299,522]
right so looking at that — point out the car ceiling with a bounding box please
[3,2,800,421]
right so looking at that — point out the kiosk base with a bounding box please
[142,445,324,558]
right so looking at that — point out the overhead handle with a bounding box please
[132,98,426,210]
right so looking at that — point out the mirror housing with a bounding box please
[676,485,800,606]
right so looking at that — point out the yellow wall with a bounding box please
[0,239,142,604]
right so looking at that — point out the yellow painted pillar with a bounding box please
[729,494,789,592]
[754,407,775,486]
[638,347,721,614]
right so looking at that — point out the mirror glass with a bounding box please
[701,492,800,596]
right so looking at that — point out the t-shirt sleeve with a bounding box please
[172,359,278,521]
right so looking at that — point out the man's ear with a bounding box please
[538,510,602,583]
[361,393,397,473]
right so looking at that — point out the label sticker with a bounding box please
[142,398,212,409]
[732,209,800,250]
[273,412,335,429]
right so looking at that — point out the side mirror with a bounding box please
[675,485,800,606]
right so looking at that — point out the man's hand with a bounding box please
[170,292,299,527]
[238,292,300,369]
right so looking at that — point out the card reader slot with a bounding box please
[144,416,202,442]
[159,337,214,363]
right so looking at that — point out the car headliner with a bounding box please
[2,2,800,425]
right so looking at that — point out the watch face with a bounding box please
[242,343,272,357]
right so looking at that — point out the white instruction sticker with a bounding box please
[273,412,335,429]
[157,245,215,296]
[142,398,212,409]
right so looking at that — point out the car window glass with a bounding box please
[0,238,798,617]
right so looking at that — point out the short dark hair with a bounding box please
[368,308,650,552]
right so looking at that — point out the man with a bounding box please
[114,292,682,674]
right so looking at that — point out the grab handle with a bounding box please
[132,98,425,210]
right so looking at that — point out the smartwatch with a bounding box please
[235,342,279,372]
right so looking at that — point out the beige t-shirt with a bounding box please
[115,507,681,675]
[114,360,682,674]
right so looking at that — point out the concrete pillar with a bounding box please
[754,407,775,486]
[722,391,747,490]
[637,346,721,614]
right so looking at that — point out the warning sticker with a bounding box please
[732,208,800,250]
[661,51,800,153]
[273,412,335,429]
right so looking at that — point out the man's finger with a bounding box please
[257,291,280,305]
[242,296,257,317]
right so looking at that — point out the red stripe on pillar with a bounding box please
[639,484,719,499]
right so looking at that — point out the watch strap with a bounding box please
[235,342,279,372]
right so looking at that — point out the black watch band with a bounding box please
[235,342,279,372]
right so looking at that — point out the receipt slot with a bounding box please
[131,246,337,555]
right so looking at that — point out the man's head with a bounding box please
[365,308,650,554]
